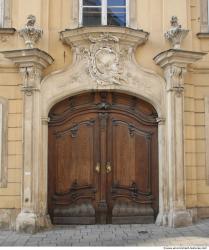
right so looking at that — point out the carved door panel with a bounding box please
[48,92,158,225]
[106,112,158,224]
[48,111,100,225]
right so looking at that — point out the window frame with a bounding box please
[79,0,129,27]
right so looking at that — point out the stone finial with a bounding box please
[164,16,189,49]
[19,15,43,49]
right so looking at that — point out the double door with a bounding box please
[48,92,158,224]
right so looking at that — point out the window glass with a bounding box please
[83,0,101,6]
[81,0,127,27]
[107,0,126,26]
[107,7,126,26]
[107,0,126,6]
[83,7,102,26]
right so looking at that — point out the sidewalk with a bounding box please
[1,219,209,246]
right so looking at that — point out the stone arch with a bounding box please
[39,58,167,227]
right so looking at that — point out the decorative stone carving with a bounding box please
[164,65,185,97]
[19,15,43,49]
[83,34,126,85]
[61,27,149,86]
[20,66,42,96]
[164,16,189,49]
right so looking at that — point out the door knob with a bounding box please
[95,162,101,173]
[106,162,112,174]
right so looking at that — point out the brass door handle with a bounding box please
[95,162,101,173]
[106,162,112,174]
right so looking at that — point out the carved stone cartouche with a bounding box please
[19,15,43,49]
[60,27,149,86]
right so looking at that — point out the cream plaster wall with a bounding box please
[0,0,209,220]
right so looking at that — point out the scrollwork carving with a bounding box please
[82,33,127,85]
[165,65,186,97]
[20,66,42,96]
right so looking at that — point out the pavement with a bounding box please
[1,219,209,246]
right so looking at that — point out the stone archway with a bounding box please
[38,28,168,230]
[2,26,205,233]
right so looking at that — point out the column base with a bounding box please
[168,210,192,228]
[16,211,37,233]
[16,211,53,233]
[155,212,168,226]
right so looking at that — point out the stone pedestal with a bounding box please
[1,48,53,233]
[154,49,206,227]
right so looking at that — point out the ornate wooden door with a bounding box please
[48,92,158,224]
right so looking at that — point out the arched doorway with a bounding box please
[48,92,159,225]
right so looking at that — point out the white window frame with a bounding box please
[208,0,209,29]
[79,0,129,27]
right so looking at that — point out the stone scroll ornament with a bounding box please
[19,15,43,49]
[164,16,189,49]
[82,33,127,86]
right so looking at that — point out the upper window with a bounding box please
[0,0,12,29]
[200,0,209,32]
[79,0,129,27]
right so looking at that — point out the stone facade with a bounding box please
[0,0,209,232]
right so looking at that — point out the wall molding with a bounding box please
[0,97,8,188]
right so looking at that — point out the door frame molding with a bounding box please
[39,65,167,229]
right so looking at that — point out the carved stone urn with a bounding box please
[164,16,189,49]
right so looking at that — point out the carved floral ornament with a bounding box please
[81,33,127,86]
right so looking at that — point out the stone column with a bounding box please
[154,49,206,227]
[1,49,53,233]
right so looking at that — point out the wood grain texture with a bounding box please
[48,92,158,224]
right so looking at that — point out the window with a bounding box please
[200,0,209,32]
[79,0,129,27]
[0,0,12,29]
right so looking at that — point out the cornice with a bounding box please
[60,26,149,49]
[0,48,54,69]
[153,49,207,68]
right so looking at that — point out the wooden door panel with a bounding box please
[55,120,95,192]
[48,113,99,224]
[108,113,158,224]
[48,92,159,225]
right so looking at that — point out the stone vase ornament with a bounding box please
[19,15,43,48]
[164,16,189,49]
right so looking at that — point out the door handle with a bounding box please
[95,162,101,173]
[106,162,112,174]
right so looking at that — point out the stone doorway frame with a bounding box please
[1,27,206,233]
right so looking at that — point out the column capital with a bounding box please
[153,49,206,69]
[1,49,54,95]
[1,48,54,70]
[154,49,206,94]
